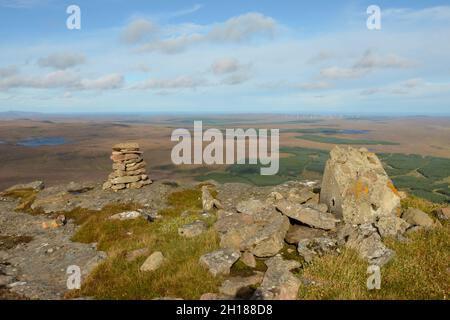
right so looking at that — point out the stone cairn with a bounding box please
[102,142,152,191]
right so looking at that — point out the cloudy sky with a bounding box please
[0,0,449,114]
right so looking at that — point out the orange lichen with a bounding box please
[387,181,400,197]
[351,180,369,199]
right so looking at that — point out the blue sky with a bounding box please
[0,0,450,114]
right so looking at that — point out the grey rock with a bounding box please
[241,213,290,257]
[284,224,326,245]
[376,215,410,238]
[219,272,264,298]
[202,186,222,211]
[276,200,339,230]
[287,188,315,204]
[297,237,338,262]
[109,210,141,221]
[236,199,266,215]
[253,255,301,300]
[344,224,395,266]
[320,146,401,225]
[178,220,207,238]
[199,249,241,277]
[240,251,257,268]
[140,252,165,272]
[402,208,435,228]
[66,181,95,194]
[4,181,44,193]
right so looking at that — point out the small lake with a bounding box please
[16,137,67,147]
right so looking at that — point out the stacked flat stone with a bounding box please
[103,142,152,191]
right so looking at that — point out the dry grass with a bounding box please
[298,198,450,300]
[66,187,222,300]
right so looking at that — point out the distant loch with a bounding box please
[16,137,67,147]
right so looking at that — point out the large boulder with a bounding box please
[320,146,401,225]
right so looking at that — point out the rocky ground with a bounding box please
[0,198,106,299]
[0,146,448,300]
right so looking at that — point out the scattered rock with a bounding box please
[202,186,222,210]
[199,249,241,277]
[343,224,395,266]
[276,200,339,230]
[109,211,141,221]
[402,208,435,228]
[241,213,290,257]
[284,224,326,244]
[199,293,229,300]
[140,252,165,272]
[3,181,44,193]
[236,199,266,215]
[287,188,315,204]
[268,192,284,201]
[435,207,450,221]
[253,255,301,300]
[376,215,410,238]
[297,237,338,262]
[441,207,450,219]
[240,251,257,268]
[320,146,401,225]
[219,272,264,298]
[66,181,95,194]
[126,248,150,262]
[178,220,207,238]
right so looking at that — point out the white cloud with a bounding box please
[38,53,86,70]
[0,65,18,77]
[0,70,124,91]
[211,57,242,74]
[221,73,251,85]
[0,0,49,8]
[136,12,277,54]
[321,50,415,80]
[384,6,450,22]
[169,3,203,19]
[120,19,159,44]
[207,12,276,43]
[80,74,124,90]
[353,50,415,69]
[296,81,331,90]
[131,75,208,90]
[320,66,368,79]
[307,50,335,64]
